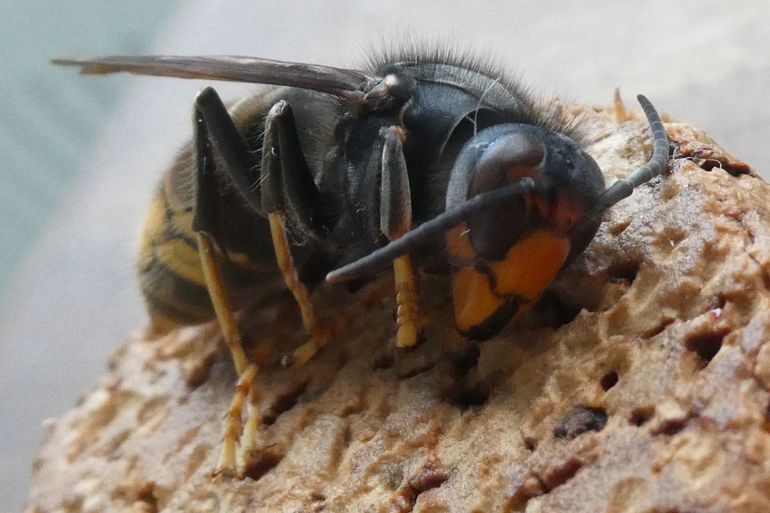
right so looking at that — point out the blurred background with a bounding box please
[1,0,768,510]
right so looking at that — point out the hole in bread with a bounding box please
[523,437,538,452]
[242,446,284,481]
[452,384,489,409]
[263,381,307,426]
[553,406,607,440]
[606,260,640,284]
[600,370,619,391]
[443,380,490,410]
[504,459,583,510]
[652,417,689,436]
[530,290,582,328]
[450,344,481,376]
[392,465,449,511]
[372,353,394,370]
[135,482,159,513]
[662,227,686,247]
[629,407,654,426]
[699,158,751,176]
[708,294,727,310]
[685,330,727,367]
[540,458,583,491]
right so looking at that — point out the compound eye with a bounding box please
[466,131,546,260]
[468,131,545,198]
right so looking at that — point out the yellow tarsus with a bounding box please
[393,254,420,348]
[214,364,257,477]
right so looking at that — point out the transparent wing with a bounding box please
[53,55,373,97]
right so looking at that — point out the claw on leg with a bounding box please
[237,387,262,466]
[290,326,332,367]
[287,281,394,368]
[215,363,258,478]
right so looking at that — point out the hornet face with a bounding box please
[445,125,606,339]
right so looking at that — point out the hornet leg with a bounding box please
[192,87,261,477]
[259,100,331,367]
[379,126,421,348]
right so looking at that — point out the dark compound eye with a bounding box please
[466,131,546,260]
[468,131,546,197]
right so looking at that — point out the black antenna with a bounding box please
[326,178,535,283]
[593,94,670,212]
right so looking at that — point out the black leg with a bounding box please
[191,86,256,375]
[191,87,261,478]
[260,100,327,366]
[193,86,261,233]
[260,100,327,236]
[379,127,412,238]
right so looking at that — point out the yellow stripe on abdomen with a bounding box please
[137,188,211,332]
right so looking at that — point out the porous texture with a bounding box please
[25,104,770,513]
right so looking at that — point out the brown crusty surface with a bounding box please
[25,103,770,513]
